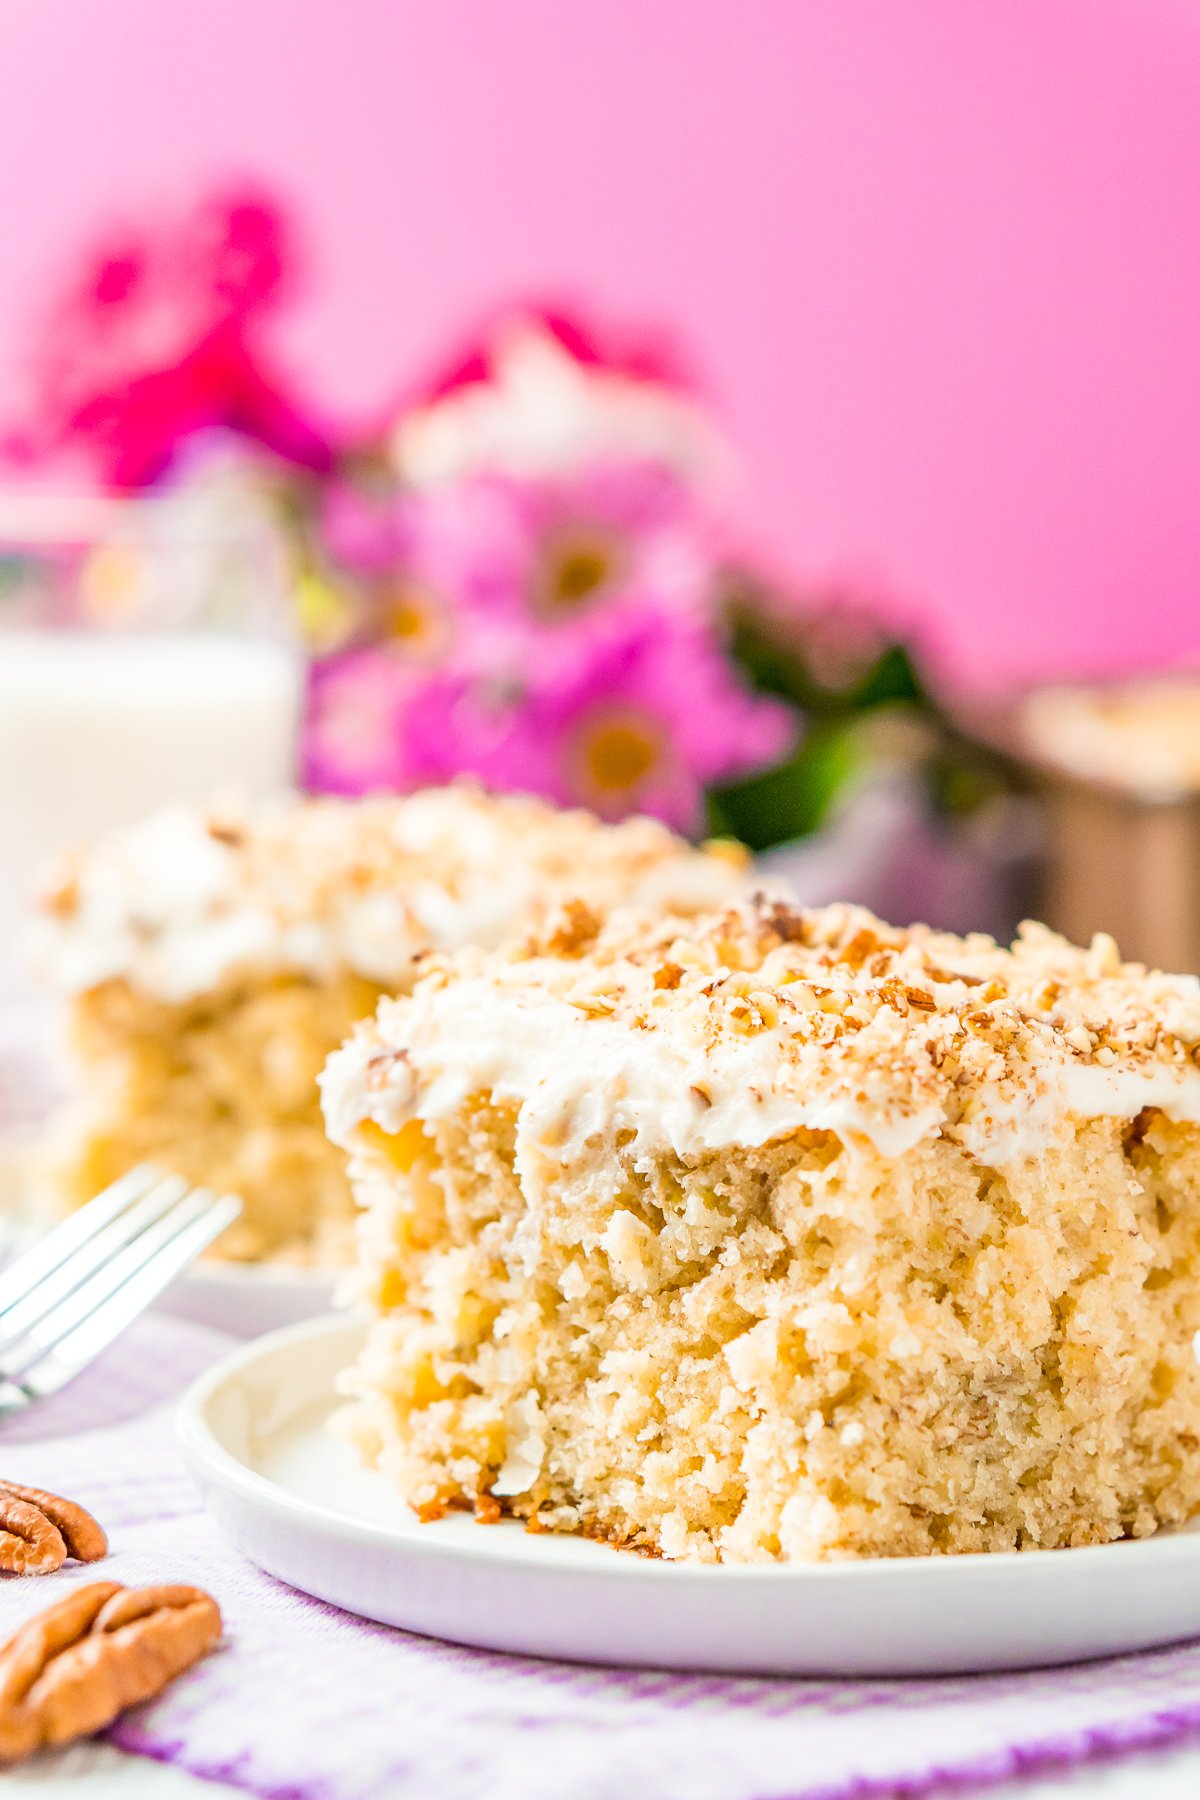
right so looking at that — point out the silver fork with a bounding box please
[0,1166,241,1419]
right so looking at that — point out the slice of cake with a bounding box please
[322,897,1200,1561]
[32,787,749,1264]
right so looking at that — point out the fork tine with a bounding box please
[0,1172,192,1350]
[8,1191,242,1406]
[0,1165,163,1314]
[5,1185,224,1375]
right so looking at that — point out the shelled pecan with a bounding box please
[0,1482,108,1576]
[0,1581,222,1762]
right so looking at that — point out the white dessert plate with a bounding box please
[179,1313,1200,1677]
[155,1261,337,1339]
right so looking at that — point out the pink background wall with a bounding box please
[1,0,1198,686]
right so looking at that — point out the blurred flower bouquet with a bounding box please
[3,185,967,856]
[301,454,802,835]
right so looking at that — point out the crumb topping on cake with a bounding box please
[32,786,750,1003]
[323,896,1200,1165]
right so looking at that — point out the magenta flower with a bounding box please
[315,610,794,836]
[302,451,794,831]
[390,461,717,664]
[6,187,331,490]
[311,457,719,663]
[476,460,716,626]
[302,649,421,795]
[317,479,406,578]
[462,613,795,833]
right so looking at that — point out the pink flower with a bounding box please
[317,479,406,578]
[323,610,794,835]
[311,456,719,662]
[390,461,719,667]
[302,454,795,830]
[474,614,795,833]
[302,650,421,795]
[6,187,331,490]
[480,460,715,624]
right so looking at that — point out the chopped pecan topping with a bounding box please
[0,1482,107,1573]
[837,928,880,970]
[0,1581,221,1763]
[752,895,811,944]
[543,899,603,956]
[878,977,911,1016]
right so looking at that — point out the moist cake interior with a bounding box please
[323,898,1200,1561]
[61,971,385,1264]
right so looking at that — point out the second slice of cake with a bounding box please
[323,897,1200,1562]
[33,786,748,1263]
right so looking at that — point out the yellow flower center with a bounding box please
[383,583,445,657]
[574,712,663,811]
[539,530,621,615]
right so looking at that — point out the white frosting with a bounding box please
[321,902,1200,1169]
[322,975,1200,1169]
[32,789,750,1004]
[321,980,936,1161]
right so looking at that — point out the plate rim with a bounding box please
[177,1312,1200,1589]
[180,1260,336,1290]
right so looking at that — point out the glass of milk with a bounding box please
[0,631,302,1003]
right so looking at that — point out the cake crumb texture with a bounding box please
[35,786,749,1263]
[326,899,1200,1560]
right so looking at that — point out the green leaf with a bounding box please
[707,722,862,851]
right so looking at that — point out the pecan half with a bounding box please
[0,1482,107,1573]
[0,1497,66,1577]
[0,1581,222,1763]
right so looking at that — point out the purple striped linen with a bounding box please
[2,1309,1200,1796]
